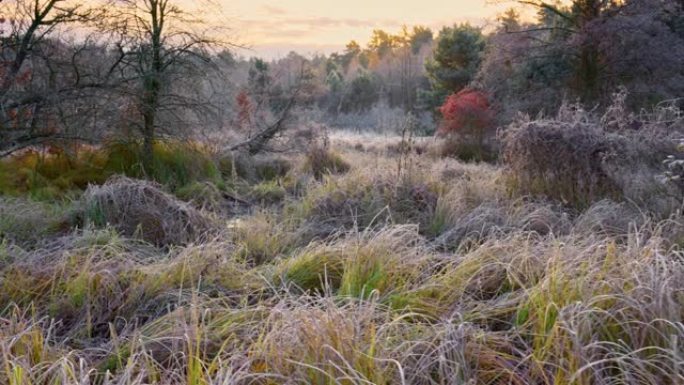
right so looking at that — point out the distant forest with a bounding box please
[2,0,683,160]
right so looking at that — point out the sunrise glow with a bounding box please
[218,0,511,57]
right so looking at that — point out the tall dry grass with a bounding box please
[0,125,683,384]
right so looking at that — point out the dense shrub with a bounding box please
[437,88,493,139]
[502,115,621,207]
[501,101,682,210]
[435,89,495,162]
[478,0,684,121]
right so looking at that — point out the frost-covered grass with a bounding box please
[1,130,683,384]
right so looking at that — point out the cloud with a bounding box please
[227,1,500,52]
[261,5,288,15]
[282,16,402,29]
[234,16,405,42]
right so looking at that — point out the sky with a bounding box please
[210,0,514,59]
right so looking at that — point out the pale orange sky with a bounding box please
[210,0,516,58]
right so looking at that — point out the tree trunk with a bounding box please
[140,70,161,174]
[142,108,155,174]
[578,43,600,101]
[139,0,165,175]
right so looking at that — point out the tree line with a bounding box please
[1,0,682,168]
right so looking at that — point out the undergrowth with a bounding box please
[0,141,222,200]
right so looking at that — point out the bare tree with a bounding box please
[0,0,101,156]
[101,0,227,172]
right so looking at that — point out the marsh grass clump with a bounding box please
[232,212,302,265]
[437,134,498,163]
[104,140,222,190]
[218,151,293,184]
[303,143,351,179]
[292,170,441,237]
[79,176,215,247]
[251,180,287,205]
[0,231,256,312]
[572,199,644,236]
[394,232,684,384]
[2,216,684,384]
[276,225,428,299]
[433,197,574,250]
[0,147,109,200]
[253,155,292,181]
[254,296,398,384]
[0,237,157,339]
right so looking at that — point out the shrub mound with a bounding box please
[80,176,215,246]
[502,102,682,210]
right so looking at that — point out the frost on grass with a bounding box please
[1,122,684,384]
[80,176,216,247]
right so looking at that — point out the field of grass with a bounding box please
[0,128,683,385]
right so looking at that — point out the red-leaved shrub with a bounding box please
[437,88,493,140]
[436,88,495,161]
